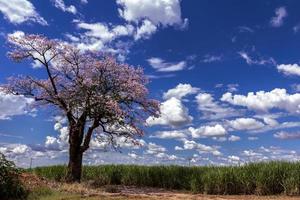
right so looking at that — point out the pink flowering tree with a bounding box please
[3,34,160,182]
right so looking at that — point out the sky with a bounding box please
[1,0,300,168]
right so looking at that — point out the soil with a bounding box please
[20,173,300,200]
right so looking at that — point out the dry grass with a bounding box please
[21,172,300,200]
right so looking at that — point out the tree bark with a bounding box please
[66,124,84,183]
[66,145,83,182]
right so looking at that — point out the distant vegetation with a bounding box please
[0,153,28,199]
[32,161,300,195]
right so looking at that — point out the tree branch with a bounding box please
[80,119,100,153]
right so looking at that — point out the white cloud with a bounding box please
[202,54,222,63]
[270,7,287,27]
[134,19,157,40]
[274,131,300,140]
[228,155,240,161]
[45,136,61,150]
[277,64,300,76]
[146,97,193,127]
[188,124,227,138]
[248,136,258,141]
[45,125,69,150]
[52,0,77,14]
[0,90,34,120]
[238,26,254,33]
[221,88,300,113]
[228,135,241,142]
[238,51,275,66]
[146,142,166,154]
[163,83,199,100]
[152,130,186,139]
[261,117,279,126]
[7,30,25,39]
[77,22,129,43]
[228,118,265,131]
[242,150,262,157]
[174,146,183,151]
[293,24,300,33]
[0,0,47,25]
[155,152,179,161]
[212,136,227,142]
[11,144,29,154]
[196,93,241,120]
[116,0,186,27]
[128,152,139,159]
[242,146,300,163]
[182,139,222,156]
[80,0,88,4]
[147,57,187,72]
[227,84,239,92]
[252,121,300,134]
[73,21,134,52]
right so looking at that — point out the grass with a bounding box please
[27,188,119,200]
[26,186,153,200]
[31,161,300,195]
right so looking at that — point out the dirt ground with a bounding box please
[54,184,300,200]
[21,173,300,200]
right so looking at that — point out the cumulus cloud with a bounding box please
[134,19,157,40]
[67,0,187,56]
[228,118,265,131]
[0,90,34,120]
[182,139,222,156]
[52,0,77,14]
[174,146,184,151]
[116,0,187,39]
[155,152,179,161]
[274,131,300,140]
[128,152,139,159]
[65,20,135,54]
[80,0,88,4]
[151,130,187,139]
[147,57,187,72]
[252,121,300,134]
[76,21,134,44]
[270,7,287,27]
[196,93,241,120]
[242,146,300,163]
[277,64,300,76]
[163,83,199,100]
[228,155,240,161]
[45,124,69,150]
[7,30,25,39]
[248,136,258,141]
[227,84,239,92]
[116,0,186,27]
[228,135,241,142]
[221,88,300,113]
[188,124,227,138]
[0,0,47,25]
[146,97,193,127]
[212,135,240,142]
[146,142,166,155]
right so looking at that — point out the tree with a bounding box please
[3,34,160,182]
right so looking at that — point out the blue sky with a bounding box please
[1,0,300,167]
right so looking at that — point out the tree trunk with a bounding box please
[66,125,83,182]
[66,146,83,182]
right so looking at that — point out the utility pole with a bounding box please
[187,157,192,167]
[29,158,33,169]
